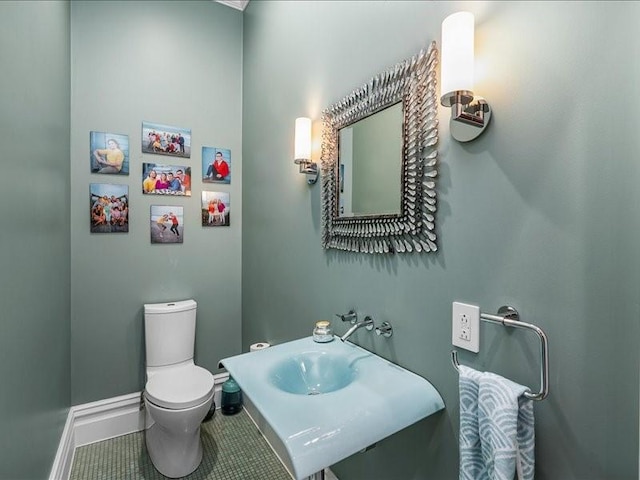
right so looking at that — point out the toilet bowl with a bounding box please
[144,364,214,477]
[143,300,214,478]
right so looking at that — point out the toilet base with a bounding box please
[144,394,213,478]
[146,421,203,478]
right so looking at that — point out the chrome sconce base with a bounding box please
[441,91,491,143]
[294,159,319,185]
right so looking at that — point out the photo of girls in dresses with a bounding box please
[150,206,184,244]
[90,183,129,233]
[142,163,191,196]
[142,121,191,158]
[201,191,230,227]
[202,147,231,184]
[90,131,129,175]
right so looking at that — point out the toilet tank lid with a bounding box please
[144,299,197,315]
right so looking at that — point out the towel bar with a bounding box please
[451,305,549,401]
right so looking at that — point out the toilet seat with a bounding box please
[145,365,214,410]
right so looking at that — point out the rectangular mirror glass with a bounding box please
[338,102,403,217]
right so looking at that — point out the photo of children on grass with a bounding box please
[90,183,129,233]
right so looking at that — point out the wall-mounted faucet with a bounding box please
[375,321,393,338]
[339,315,374,342]
[335,310,358,324]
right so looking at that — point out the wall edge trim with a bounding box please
[48,372,229,480]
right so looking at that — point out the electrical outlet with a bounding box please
[452,302,480,352]
[459,313,470,340]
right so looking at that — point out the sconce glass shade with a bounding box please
[441,11,474,98]
[440,11,490,142]
[294,116,317,185]
[294,117,312,161]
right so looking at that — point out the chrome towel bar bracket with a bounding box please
[451,305,549,401]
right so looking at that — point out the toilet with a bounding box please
[143,299,214,478]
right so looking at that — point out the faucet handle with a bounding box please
[375,321,393,338]
[363,315,375,331]
[335,310,357,324]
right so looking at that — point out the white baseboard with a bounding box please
[73,392,146,447]
[49,372,229,480]
[48,408,75,480]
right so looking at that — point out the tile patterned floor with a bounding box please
[70,409,293,480]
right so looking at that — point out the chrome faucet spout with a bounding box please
[340,316,374,342]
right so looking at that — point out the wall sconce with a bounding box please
[440,11,491,142]
[293,117,318,185]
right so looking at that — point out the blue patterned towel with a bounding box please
[459,366,535,480]
[459,366,484,479]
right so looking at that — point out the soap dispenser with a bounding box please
[221,377,242,415]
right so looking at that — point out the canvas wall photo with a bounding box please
[201,191,230,227]
[142,162,191,196]
[142,121,191,158]
[150,205,184,244]
[90,131,129,175]
[90,183,129,233]
[202,147,231,184]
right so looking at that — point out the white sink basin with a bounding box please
[220,337,445,479]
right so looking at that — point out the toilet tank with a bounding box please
[144,299,197,367]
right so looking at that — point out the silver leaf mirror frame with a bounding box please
[320,41,439,254]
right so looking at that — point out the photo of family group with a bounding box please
[150,205,184,244]
[87,123,233,239]
[142,163,191,196]
[90,131,129,175]
[142,121,191,158]
[90,183,129,233]
[202,147,231,184]
[201,191,230,227]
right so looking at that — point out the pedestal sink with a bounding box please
[220,337,444,480]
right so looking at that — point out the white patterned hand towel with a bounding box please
[459,366,535,480]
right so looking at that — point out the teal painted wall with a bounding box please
[242,1,640,479]
[2,1,639,478]
[0,2,71,478]
[70,0,243,404]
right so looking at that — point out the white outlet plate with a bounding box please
[452,302,480,353]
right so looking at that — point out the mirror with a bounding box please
[339,103,403,217]
[320,42,439,254]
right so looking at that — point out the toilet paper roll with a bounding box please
[250,342,270,352]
